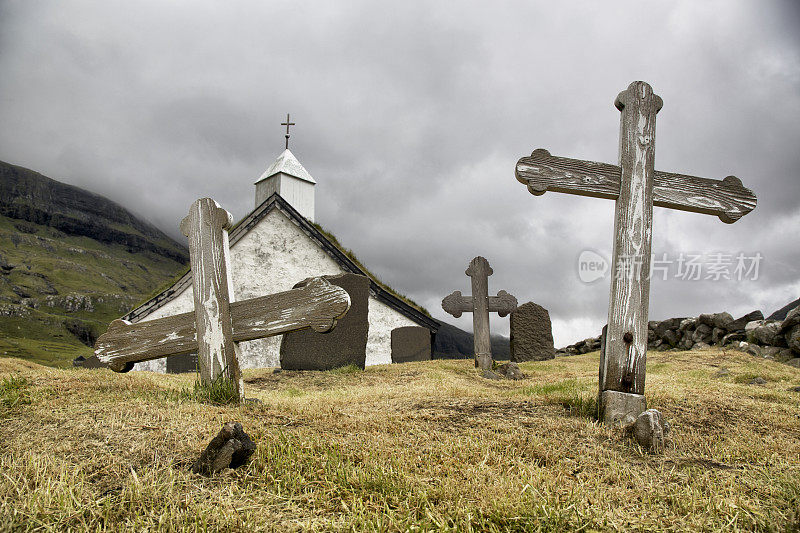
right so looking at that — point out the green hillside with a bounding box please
[0,163,188,367]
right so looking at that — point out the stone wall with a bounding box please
[557,306,800,368]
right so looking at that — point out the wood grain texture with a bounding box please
[441,257,518,370]
[516,150,756,223]
[179,198,241,394]
[467,257,493,370]
[602,81,661,398]
[95,277,351,369]
[442,290,518,318]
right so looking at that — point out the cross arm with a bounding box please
[441,290,518,318]
[95,277,350,372]
[516,149,757,223]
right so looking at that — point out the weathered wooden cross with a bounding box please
[95,198,351,399]
[515,81,756,425]
[442,256,518,370]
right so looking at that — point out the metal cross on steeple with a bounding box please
[281,113,296,149]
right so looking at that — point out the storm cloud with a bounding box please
[1,0,798,344]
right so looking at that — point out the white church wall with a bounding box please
[229,208,342,367]
[133,285,194,372]
[365,297,420,366]
[132,207,423,372]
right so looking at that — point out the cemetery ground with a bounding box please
[1,349,799,531]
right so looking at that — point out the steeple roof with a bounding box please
[254,149,316,185]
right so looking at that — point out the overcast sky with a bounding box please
[1,1,798,345]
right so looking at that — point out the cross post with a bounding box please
[281,113,296,149]
[442,256,518,370]
[95,197,351,399]
[514,81,756,425]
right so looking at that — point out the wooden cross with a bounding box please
[281,113,295,149]
[514,81,756,425]
[94,198,350,399]
[442,256,518,370]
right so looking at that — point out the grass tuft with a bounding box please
[1,374,31,410]
[173,373,241,405]
[327,364,363,375]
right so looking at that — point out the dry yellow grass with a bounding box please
[1,347,799,531]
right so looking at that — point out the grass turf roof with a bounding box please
[128,210,432,319]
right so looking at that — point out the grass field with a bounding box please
[1,347,799,531]
[0,213,187,367]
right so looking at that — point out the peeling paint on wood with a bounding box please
[95,277,350,368]
[179,198,242,396]
[514,81,756,424]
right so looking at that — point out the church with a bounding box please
[127,146,440,373]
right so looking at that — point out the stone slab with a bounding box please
[280,273,369,370]
[167,353,199,374]
[509,301,555,362]
[600,390,647,427]
[391,326,431,363]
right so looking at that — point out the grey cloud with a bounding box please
[0,0,798,345]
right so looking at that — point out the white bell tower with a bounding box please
[254,149,316,221]
[254,114,316,221]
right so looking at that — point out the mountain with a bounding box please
[433,322,510,360]
[0,161,188,367]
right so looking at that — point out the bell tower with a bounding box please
[254,115,316,221]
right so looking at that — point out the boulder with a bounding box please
[509,302,555,362]
[779,306,800,334]
[711,327,726,345]
[678,318,697,332]
[744,343,761,358]
[744,320,763,333]
[775,349,796,364]
[654,318,684,338]
[391,326,431,363]
[786,325,800,354]
[726,310,764,332]
[692,342,711,350]
[191,422,256,476]
[280,273,369,371]
[633,409,670,453]
[787,358,800,368]
[721,332,746,346]
[495,362,525,380]
[746,320,783,346]
[692,324,713,344]
[759,346,783,360]
[661,329,680,348]
[482,369,503,380]
[698,312,733,330]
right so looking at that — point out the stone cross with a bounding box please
[442,256,518,370]
[515,81,756,425]
[95,198,351,400]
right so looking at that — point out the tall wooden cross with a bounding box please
[281,113,295,149]
[95,198,351,400]
[442,256,518,370]
[514,81,756,425]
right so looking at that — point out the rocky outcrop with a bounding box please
[0,160,188,263]
[557,306,800,367]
